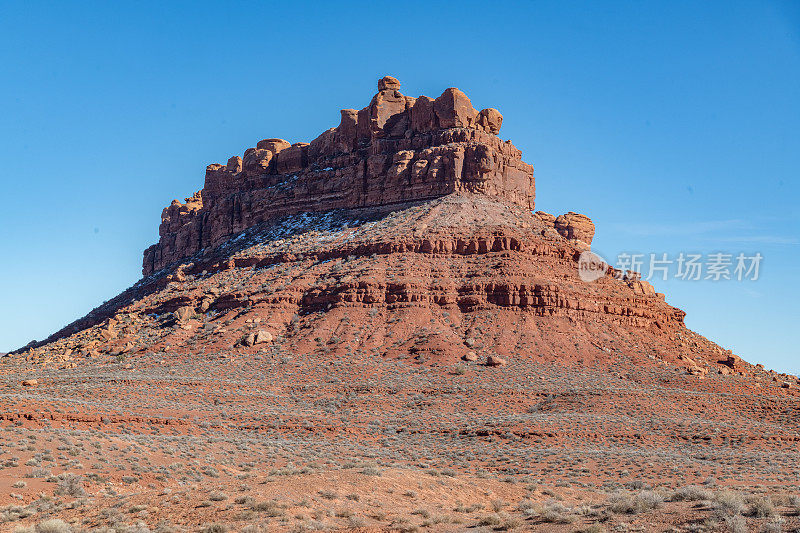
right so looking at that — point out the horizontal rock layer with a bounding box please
[143,78,534,276]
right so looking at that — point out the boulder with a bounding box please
[254,330,273,344]
[476,108,503,134]
[362,86,408,136]
[256,138,291,154]
[534,211,556,226]
[410,96,437,133]
[378,75,401,91]
[686,364,708,377]
[21,379,38,387]
[434,88,477,128]
[554,212,595,245]
[275,143,309,174]
[336,109,359,152]
[486,355,507,367]
[719,352,741,370]
[243,148,274,177]
[241,332,256,347]
[226,156,242,173]
[174,306,194,323]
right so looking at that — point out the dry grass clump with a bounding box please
[577,525,607,533]
[455,502,483,513]
[2,505,35,523]
[208,490,228,501]
[744,495,776,518]
[609,490,663,514]
[200,524,227,533]
[670,485,713,502]
[724,515,747,533]
[789,494,800,515]
[713,490,745,516]
[523,500,579,523]
[252,500,285,517]
[477,514,503,527]
[15,519,72,533]
[54,474,85,497]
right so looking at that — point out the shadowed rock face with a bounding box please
[143,77,534,276]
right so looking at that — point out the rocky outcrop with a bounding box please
[535,211,595,246]
[143,77,535,276]
[554,212,595,245]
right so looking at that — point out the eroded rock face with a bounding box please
[143,77,534,276]
[554,212,595,245]
[534,211,595,246]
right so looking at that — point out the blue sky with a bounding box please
[1,1,798,373]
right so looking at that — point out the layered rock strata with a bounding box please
[143,76,534,275]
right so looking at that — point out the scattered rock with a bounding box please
[254,330,273,344]
[719,352,742,371]
[686,364,708,377]
[462,352,478,362]
[241,332,256,347]
[21,379,38,387]
[486,355,507,367]
[174,306,194,323]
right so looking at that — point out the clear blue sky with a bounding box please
[1,1,798,373]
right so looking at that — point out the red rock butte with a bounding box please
[5,77,800,533]
[143,76,535,276]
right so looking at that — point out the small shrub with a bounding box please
[477,514,502,527]
[490,499,507,512]
[361,465,381,476]
[670,485,713,502]
[497,517,523,530]
[724,515,747,533]
[714,491,745,516]
[745,496,775,518]
[347,516,366,528]
[54,474,85,497]
[35,519,72,533]
[539,500,577,523]
[789,494,800,514]
[29,468,51,479]
[609,490,662,514]
[252,500,284,517]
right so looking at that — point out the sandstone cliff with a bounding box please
[18,75,783,390]
[143,77,534,276]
